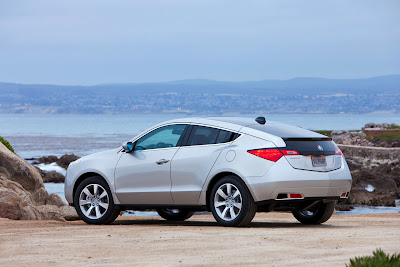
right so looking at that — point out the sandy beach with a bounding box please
[1,212,399,266]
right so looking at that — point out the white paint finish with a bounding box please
[225,150,236,162]
[170,143,227,204]
[114,148,178,204]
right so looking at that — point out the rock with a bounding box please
[0,142,74,221]
[35,155,58,164]
[47,194,66,207]
[43,171,65,183]
[0,144,43,193]
[61,206,79,221]
[56,154,80,169]
[0,187,23,220]
[31,186,50,205]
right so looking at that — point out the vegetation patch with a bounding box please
[369,132,400,142]
[388,124,400,130]
[347,249,400,267]
[0,136,14,153]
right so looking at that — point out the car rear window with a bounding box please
[186,126,240,146]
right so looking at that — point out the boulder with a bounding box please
[0,144,43,193]
[56,154,80,169]
[43,171,65,183]
[35,155,58,164]
[0,143,78,221]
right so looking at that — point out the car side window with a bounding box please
[135,124,187,151]
[187,126,220,146]
[216,130,240,144]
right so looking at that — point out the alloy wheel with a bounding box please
[79,184,109,219]
[213,183,242,221]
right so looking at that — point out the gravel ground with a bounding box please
[0,212,399,266]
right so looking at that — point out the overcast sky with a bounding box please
[0,0,399,85]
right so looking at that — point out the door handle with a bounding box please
[156,159,170,165]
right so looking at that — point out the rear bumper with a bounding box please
[245,156,352,202]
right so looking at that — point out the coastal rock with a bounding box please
[0,143,78,221]
[0,144,43,193]
[47,194,66,207]
[35,155,58,164]
[56,154,80,169]
[43,171,65,183]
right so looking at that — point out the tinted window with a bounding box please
[188,126,219,146]
[135,124,186,150]
[216,130,240,143]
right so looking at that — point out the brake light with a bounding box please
[248,149,283,162]
[335,149,343,155]
[281,150,300,155]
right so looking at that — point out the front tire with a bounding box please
[74,176,120,224]
[210,176,257,227]
[292,201,336,224]
[156,208,195,221]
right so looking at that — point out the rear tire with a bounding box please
[156,208,195,221]
[74,176,120,224]
[210,176,257,227]
[292,201,336,224]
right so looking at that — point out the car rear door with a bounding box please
[170,125,239,205]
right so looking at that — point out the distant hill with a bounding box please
[0,75,399,114]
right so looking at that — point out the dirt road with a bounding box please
[0,213,399,266]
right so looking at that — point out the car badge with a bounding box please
[317,145,323,151]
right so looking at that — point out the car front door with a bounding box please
[115,124,188,205]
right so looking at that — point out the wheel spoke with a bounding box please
[93,184,98,197]
[217,189,228,199]
[95,206,101,218]
[98,191,107,199]
[79,199,91,206]
[215,202,226,208]
[83,188,93,198]
[232,190,240,199]
[230,207,236,219]
[85,206,94,216]
[226,184,232,196]
[233,202,242,209]
[99,202,109,209]
[221,207,229,218]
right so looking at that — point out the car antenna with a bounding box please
[255,116,266,125]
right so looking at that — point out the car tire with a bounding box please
[210,176,257,227]
[74,176,120,224]
[156,208,195,221]
[292,201,336,224]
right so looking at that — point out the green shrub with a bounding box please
[0,136,14,153]
[347,249,400,267]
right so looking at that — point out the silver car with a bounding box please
[65,117,352,227]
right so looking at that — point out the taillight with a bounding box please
[248,149,283,162]
[281,150,300,155]
[335,149,343,155]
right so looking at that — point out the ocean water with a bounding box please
[1,113,400,158]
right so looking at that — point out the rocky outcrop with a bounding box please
[339,144,400,207]
[35,154,79,169]
[0,143,78,221]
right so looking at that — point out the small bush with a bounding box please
[0,136,14,153]
[347,249,400,267]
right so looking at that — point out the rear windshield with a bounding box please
[248,122,324,138]
[282,140,338,156]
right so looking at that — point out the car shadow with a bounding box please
[111,218,347,229]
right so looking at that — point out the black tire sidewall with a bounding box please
[210,176,254,227]
[74,176,117,224]
[292,201,335,224]
[156,208,195,221]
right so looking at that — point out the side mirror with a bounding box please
[122,141,134,153]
